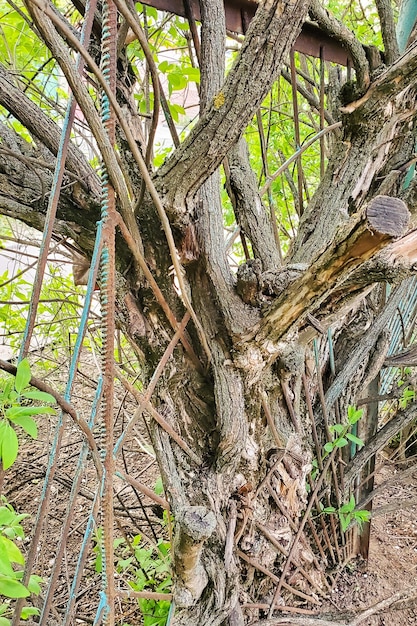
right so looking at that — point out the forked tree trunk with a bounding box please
[1,0,417,624]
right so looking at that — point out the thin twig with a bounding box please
[255,521,328,597]
[260,123,342,196]
[290,50,304,216]
[269,448,338,616]
[261,392,286,448]
[114,313,191,451]
[183,0,201,63]
[280,379,301,432]
[237,550,320,605]
[114,365,202,465]
[118,0,160,167]
[117,590,173,600]
[116,469,169,510]
[224,499,237,571]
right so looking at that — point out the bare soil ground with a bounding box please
[2,353,417,624]
[325,462,417,625]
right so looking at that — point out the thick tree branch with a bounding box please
[341,42,417,116]
[254,196,410,351]
[154,0,310,222]
[324,283,406,409]
[290,44,417,267]
[0,123,100,252]
[0,62,99,195]
[227,138,282,271]
[384,335,417,366]
[309,0,370,91]
[25,0,134,222]
[173,506,217,607]
[193,0,250,469]
[26,0,215,359]
[375,0,400,65]
[355,463,417,511]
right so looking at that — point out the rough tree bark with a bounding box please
[1,1,417,625]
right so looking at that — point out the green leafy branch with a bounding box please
[0,358,53,622]
[0,497,43,624]
[321,494,371,533]
[322,405,365,459]
[0,358,56,470]
[93,529,171,626]
[317,406,371,533]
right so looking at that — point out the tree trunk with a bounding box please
[1,0,417,624]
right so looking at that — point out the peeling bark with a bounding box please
[256,196,410,350]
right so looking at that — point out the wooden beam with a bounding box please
[142,0,352,65]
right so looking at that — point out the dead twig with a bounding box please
[116,468,169,510]
[224,499,237,571]
[237,550,320,606]
[114,365,202,465]
[248,588,417,625]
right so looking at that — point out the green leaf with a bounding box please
[0,535,24,565]
[0,616,10,626]
[1,425,18,470]
[182,67,200,82]
[339,513,351,533]
[5,406,55,419]
[322,506,336,513]
[0,575,29,599]
[158,60,172,73]
[20,390,55,403]
[167,72,187,92]
[0,380,13,404]
[0,602,9,615]
[7,415,37,439]
[169,103,186,120]
[347,405,364,425]
[145,5,157,19]
[157,541,170,557]
[340,494,355,514]
[346,433,364,448]
[323,442,333,453]
[0,507,15,526]
[354,510,371,522]
[26,574,42,595]
[0,539,14,577]
[95,550,102,573]
[330,423,345,435]
[335,437,348,448]
[14,360,31,394]
[21,606,40,619]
